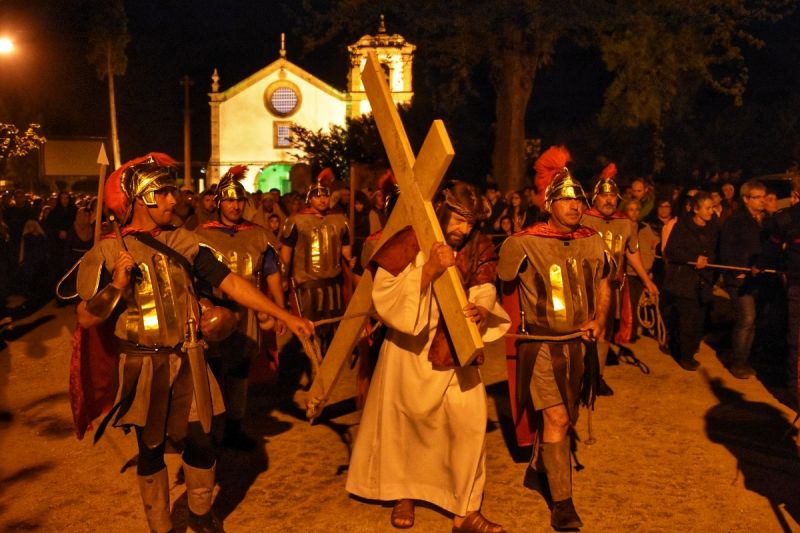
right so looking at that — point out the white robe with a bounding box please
[346,251,510,515]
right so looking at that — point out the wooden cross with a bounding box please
[306,52,483,420]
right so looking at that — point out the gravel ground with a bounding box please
[0,301,798,532]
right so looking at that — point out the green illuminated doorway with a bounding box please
[257,163,292,194]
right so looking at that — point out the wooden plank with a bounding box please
[306,270,374,420]
[362,52,483,365]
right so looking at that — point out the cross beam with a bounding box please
[306,52,483,420]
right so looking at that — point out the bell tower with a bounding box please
[347,15,415,118]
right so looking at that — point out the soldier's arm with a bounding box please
[580,276,611,340]
[76,250,134,328]
[626,249,658,294]
[219,273,312,337]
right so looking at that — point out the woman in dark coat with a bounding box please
[662,192,720,371]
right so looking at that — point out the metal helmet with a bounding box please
[544,167,588,211]
[216,165,248,204]
[306,168,334,203]
[123,162,178,207]
[591,163,621,203]
[117,153,179,209]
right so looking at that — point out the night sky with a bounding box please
[1,1,800,181]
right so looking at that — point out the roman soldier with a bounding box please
[498,146,613,530]
[73,153,312,533]
[580,163,658,395]
[280,168,355,351]
[195,165,285,450]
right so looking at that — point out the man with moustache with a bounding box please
[195,166,285,450]
[581,164,658,395]
[347,181,509,533]
[498,146,612,530]
[74,153,313,533]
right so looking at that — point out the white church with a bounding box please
[207,17,415,192]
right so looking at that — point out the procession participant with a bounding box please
[719,179,766,379]
[74,153,313,533]
[662,192,719,371]
[498,146,612,530]
[183,188,217,231]
[760,172,800,399]
[195,165,285,450]
[581,163,658,395]
[280,168,355,352]
[346,181,509,533]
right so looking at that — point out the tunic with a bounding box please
[346,228,510,515]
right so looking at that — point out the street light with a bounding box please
[0,37,13,54]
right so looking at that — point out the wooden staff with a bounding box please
[686,261,780,274]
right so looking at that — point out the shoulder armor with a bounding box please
[281,217,297,240]
[76,245,108,301]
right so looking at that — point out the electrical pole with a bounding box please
[180,75,194,188]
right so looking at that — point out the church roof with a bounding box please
[214,57,347,102]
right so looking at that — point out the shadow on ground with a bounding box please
[703,372,800,532]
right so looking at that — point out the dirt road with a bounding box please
[0,301,798,532]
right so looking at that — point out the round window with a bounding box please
[264,81,301,117]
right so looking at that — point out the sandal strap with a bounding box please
[391,499,415,528]
[458,511,504,533]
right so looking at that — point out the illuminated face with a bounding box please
[510,193,522,207]
[202,195,215,212]
[710,191,722,208]
[147,188,178,226]
[550,198,584,230]
[595,192,619,216]
[220,198,246,225]
[625,201,641,222]
[743,188,765,215]
[694,199,714,223]
[444,211,474,248]
[308,193,330,213]
[500,217,513,234]
[261,196,274,210]
[630,181,646,200]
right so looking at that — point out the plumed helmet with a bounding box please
[591,163,620,203]
[536,146,587,211]
[216,165,248,204]
[104,152,178,221]
[306,168,334,203]
[378,169,400,214]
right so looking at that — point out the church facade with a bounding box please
[207,18,414,192]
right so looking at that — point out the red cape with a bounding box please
[199,219,262,232]
[69,322,119,440]
[512,221,598,241]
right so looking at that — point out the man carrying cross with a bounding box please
[346,181,509,532]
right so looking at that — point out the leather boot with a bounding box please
[541,439,582,530]
[137,468,173,533]
[183,462,224,533]
[523,446,552,505]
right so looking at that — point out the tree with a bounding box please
[290,114,389,179]
[0,122,46,179]
[297,1,791,188]
[594,0,792,173]
[297,0,577,192]
[86,0,129,169]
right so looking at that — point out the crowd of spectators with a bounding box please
[4,165,797,406]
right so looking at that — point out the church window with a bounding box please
[273,121,293,148]
[264,81,302,117]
